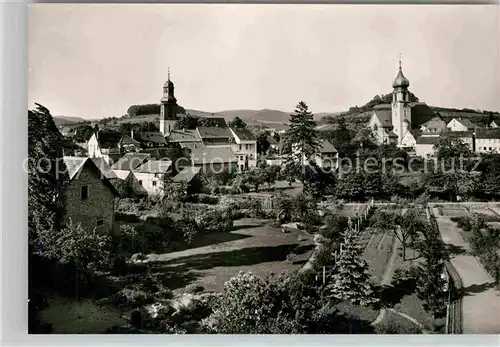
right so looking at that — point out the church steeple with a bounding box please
[160,67,179,136]
[392,54,410,89]
[391,54,412,145]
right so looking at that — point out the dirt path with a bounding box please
[433,208,500,334]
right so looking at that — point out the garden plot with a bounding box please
[438,205,469,217]
[143,218,315,293]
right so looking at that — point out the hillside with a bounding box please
[53,116,87,126]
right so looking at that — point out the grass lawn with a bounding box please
[39,294,125,334]
[140,218,315,293]
[375,310,422,334]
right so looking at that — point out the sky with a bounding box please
[29,4,500,119]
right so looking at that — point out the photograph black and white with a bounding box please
[27,4,500,334]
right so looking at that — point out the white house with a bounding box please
[441,131,474,151]
[313,140,339,170]
[474,129,500,153]
[400,131,417,148]
[415,136,440,158]
[490,120,499,128]
[446,118,476,132]
[111,152,150,179]
[87,130,139,165]
[420,117,446,135]
[132,160,173,196]
[230,127,258,172]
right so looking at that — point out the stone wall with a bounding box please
[64,165,115,233]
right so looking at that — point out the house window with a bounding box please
[139,180,143,186]
[373,124,378,131]
[239,144,242,150]
[489,147,492,151]
[81,185,88,200]
[152,181,157,187]
[96,219,104,226]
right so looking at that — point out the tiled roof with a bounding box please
[197,126,233,139]
[451,118,476,129]
[373,109,393,128]
[190,146,236,165]
[416,136,440,145]
[63,157,87,180]
[133,160,173,174]
[231,127,256,141]
[133,132,167,145]
[173,166,201,183]
[410,103,435,127]
[168,129,202,142]
[90,157,117,179]
[319,140,337,153]
[475,128,500,139]
[62,156,119,196]
[421,117,446,129]
[97,131,139,148]
[441,131,474,138]
[111,153,150,171]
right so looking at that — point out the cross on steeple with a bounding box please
[399,53,402,70]
[168,67,171,81]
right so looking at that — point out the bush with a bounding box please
[116,285,155,307]
[286,252,298,264]
[193,194,220,205]
[450,216,471,231]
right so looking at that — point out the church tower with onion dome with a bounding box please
[391,56,412,144]
[160,68,179,136]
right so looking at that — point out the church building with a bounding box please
[368,59,435,149]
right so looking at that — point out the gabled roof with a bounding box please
[168,129,202,142]
[133,160,173,174]
[197,126,233,139]
[63,157,88,180]
[172,166,201,183]
[441,131,474,138]
[133,132,167,145]
[111,152,150,171]
[421,116,446,129]
[475,128,500,139]
[62,156,119,196]
[409,103,435,127]
[190,146,236,165]
[231,127,256,141]
[319,140,337,153]
[448,118,476,129]
[416,136,440,145]
[90,157,117,179]
[96,131,139,148]
[373,109,393,128]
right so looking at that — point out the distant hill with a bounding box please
[53,116,87,126]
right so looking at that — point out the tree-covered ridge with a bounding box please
[126,104,186,117]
